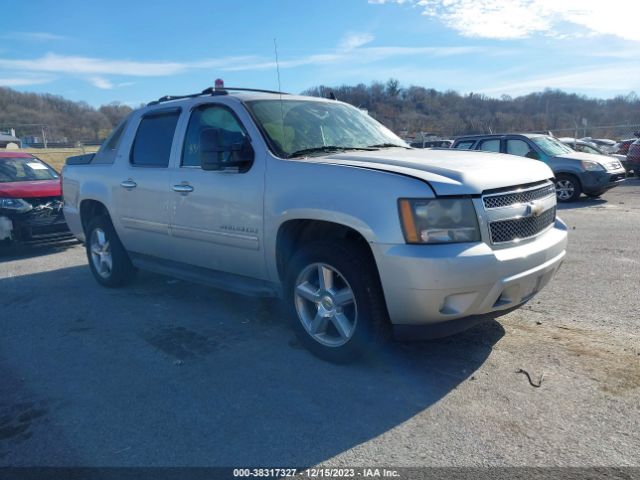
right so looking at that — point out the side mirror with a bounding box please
[526,150,541,160]
[200,128,254,171]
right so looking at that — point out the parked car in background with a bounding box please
[558,137,629,172]
[452,134,626,202]
[0,152,69,244]
[626,135,640,176]
[613,138,636,156]
[580,137,617,154]
[62,86,567,363]
[410,139,452,149]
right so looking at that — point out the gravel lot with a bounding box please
[1,179,639,468]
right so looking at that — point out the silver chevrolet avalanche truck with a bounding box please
[63,86,568,363]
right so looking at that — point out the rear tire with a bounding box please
[85,215,135,288]
[555,174,582,202]
[285,240,389,363]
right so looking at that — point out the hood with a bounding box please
[557,151,622,168]
[557,151,610,163]
[0,179,62,198]
[302,148,554,195]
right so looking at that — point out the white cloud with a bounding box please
[0,34,488,93]
[0,53,262,77]
[372,0,640,42]
[0,44,481,78]
[478,63,640,96]
[1,32,66,41]
[0,76,53,87]
[89,76,114,89]
[222,45,484,72]
[339,32,375,50]
[0,53,189,76]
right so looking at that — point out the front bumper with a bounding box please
[580,168,626,194]
[372,218,568,330]
[0,208,69,242]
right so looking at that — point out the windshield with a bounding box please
[531,136,575,156]
[0,157,58,183]
[577,144,601,155]
[245,99,407,158]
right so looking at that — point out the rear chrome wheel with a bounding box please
[294,263,357,348]
[89,228,112,279]
[85,215,135,288]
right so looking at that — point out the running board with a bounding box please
[129,252,281,298]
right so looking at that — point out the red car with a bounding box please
[627,134,640,176]
[0,152,69,243]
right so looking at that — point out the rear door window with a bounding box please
[131,110,181,167]
[478,139,500,152]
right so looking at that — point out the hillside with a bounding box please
[0,87,133,144]
[304,80,640,139]
[2,82,639,144]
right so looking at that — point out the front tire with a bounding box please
[555,174,582,202]
[85,215,135,288]
[285,241,388,363]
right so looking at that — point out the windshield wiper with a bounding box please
[287,146,377,158]
[366,143,410,149]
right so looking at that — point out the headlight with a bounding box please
[581,160,605,172]
[0,198,33,214]
[399,198,480,244]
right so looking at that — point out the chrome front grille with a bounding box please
[482,181,557,245]
[489,207,556,244]
[483,182,556,209]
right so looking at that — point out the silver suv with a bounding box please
[452,133,626,202]
[62,86,568,363]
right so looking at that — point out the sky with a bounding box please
[1,0,638,107]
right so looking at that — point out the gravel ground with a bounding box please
[0,179,638,468]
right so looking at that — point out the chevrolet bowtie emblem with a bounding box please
[526,201,545,218]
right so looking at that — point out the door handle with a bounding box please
[172,184,194,194]
[120,180,137,189]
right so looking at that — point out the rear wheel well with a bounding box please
[80,200,109,235]
[276,220,377,282]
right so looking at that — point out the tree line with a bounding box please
[303,80,640,139]
[0,87,133,144]
[2,81,639,144]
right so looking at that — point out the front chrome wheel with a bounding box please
[556,179,575,201]
[294,263,357,348]
[90,228,112,279]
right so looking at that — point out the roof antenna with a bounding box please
[273,38,286,153]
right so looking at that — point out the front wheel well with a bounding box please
[554,172,582,188]
[275,220,376,283]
